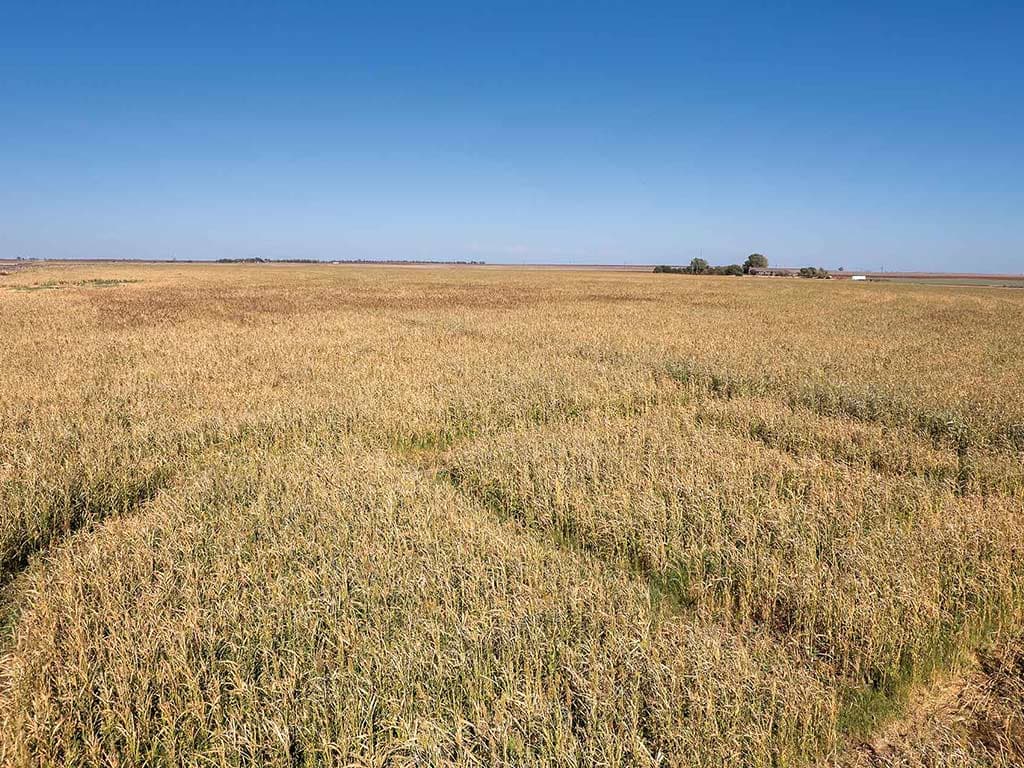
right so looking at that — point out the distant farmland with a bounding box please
[868,273,1024,288]
[1,262,1022,767]
[745,266,1024,287]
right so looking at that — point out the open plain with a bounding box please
[1,262,1022,767]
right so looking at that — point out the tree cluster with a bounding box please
[798,266,831,279]
[654,254,766,277]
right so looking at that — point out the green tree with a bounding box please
[689,258,709,274]
[743,253,769,273]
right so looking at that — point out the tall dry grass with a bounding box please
[1,262,1022,765]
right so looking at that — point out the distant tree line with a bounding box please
[216,257,322,264]
[653,254,835,280]
[654,261,744,276]
[330,259,486,265]
[215,257,487,265]
[654,253,768,276]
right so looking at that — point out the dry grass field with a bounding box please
[1,262,1022,767]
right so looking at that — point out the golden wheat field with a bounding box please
[0,262,1022,767]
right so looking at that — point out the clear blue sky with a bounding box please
[1,1,1021,271]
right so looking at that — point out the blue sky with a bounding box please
[1,1,1021,270]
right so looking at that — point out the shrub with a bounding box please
[799,266,831,279]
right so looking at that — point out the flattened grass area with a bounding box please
[2,440,832,766]
[1,263,1022,766]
